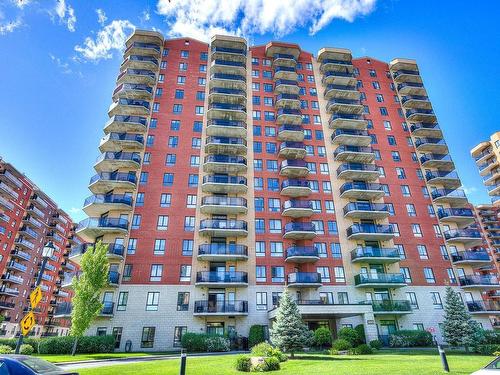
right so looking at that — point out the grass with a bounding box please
[36,351,177,363]
[73,351,495,375]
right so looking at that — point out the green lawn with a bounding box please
[37,351,177,363]
[74,352,495,375]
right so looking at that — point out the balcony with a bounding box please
[206,119,247,138]
[195,271,248,287]
[116,69,156,86]
[108,271,120,286]
[197,244,248,261]
[6,261,27,273]
[351,247,400,264]
[211,44,247,63]
[201,175,247,194]
[0,286,19,297]
[14,238,35,250]
[321,70,356,86]
[203,154,247,174]
[83,194,133,216]
[479,161,500,178]
[0,301,15,310]
[0,170,22,189]
[392,69,422,83]
[343,202,390,220]
[426,171,461,189]
[0,181,18,200]
[121,54,159,70]
[339,182,385,200]
[274,65,298,80]
[210,59,246,76]
[76,217,129,241]
[278,142,306,159]
[287,272,322,288]
[283,222,316,239]
[331,129,371,147]
[334,146,374,165]
[0,196,14,211]
[282,200,313,218]
[208,87,246,106]
[99,132,144,152]
[124,40,161,58]
[205,136,247,156]
[276,108,302,125]
[410,122,443,138]
[280,160,309,178]
[451,250,490,265]
[415,138,448,154]
[474,148,493,163]
[54,302,72,318]
[112,83,153,101]
[467,301,500,314]
[285,246,319,263]
[108,98,150,117]
[94,152,141,172]
[396,82,426,96]
[88,172,137,194]
[207,103,247,121]
[324,84,360,100]
[329,113,367,130]
[459,275,499,290]
[69,243,125,264]
[1,274,23,285]
[483,170,500,186]
[280,179,312,197]
[274,79,300,95]
[320,58,354,73]
[275,93,301,109]
[100,301,115,317]
[277,125,304,142]
[200,196,248,215]
[199,219,248,237]
[272,53,297,67]
[406,109,436,122]
[194,300,248,316]
[420,153,454,170]
[347,224,394,241]
[369,300,412,315]
[438,208,475,227]
[401,95,432,110]
[104,115,148,134]
[337,163,380,181]
[326,98,363,114]
[355,273,406,288]
[431,188,467,205]
[209,73,246,91]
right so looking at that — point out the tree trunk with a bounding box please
[290,351,294,359]
[71,337,78,356]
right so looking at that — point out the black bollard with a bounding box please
[437,345,450,372]
[179,350,187,375]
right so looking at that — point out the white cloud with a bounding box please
[140,9,150,23]
[96,8,107,26]
[10,0,32,9]
[463,186,479,195]
[68,207,81,214]
[53,0,77,32]
[0,17,22,35]
[49,53,72,74]
[156,0,376,41]
[74,19,135,62]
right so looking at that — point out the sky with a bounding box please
[0,0,499,222]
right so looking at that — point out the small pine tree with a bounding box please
[270,289,312,358]
[442,286,480,350]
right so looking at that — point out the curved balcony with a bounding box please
[278,125,304,142]
[324,84,360,100]
[321,70,356,86]
[124,41,161,58]
[10,249,31,262]
[285,246,319,263]
[208,87,246,105]
[69,243,125,264]
[108,271,120,286]
[0,181,17,201]
[210,59,246,76]
[82,194,133,216]
[88,172,137,194]
[333,146,374,164]
[339,182,385,200]
[0,196,14,211]
[326,98,363,114]
[280,179,312,197]
[431,188,467,205]
[276,108,302,125]
[0,286,19,297]
[108,98,150,117]
[320,59,354,73]
[410,122,442,138]
[54,302,72,318]
[343,202,389,219]
[396,82,426,96]
[459,275,499,290]
[99,132,144,152]
[104,115,148,134]
[438,208,475,227]
[274,65,298,80]
[467,301,500,314]
[406,108,436,122]
[202,174,247,194]
[272,53,297,67]
[21,215,42,230]
[14,238,35,251]
[206,119,247,138]
[211,45,247,63]
[6,261,27,273]
[94,152,141,172]
[76,217,129,241]
[479,160,499,176]
[275,93,301,109]
[415,138,448,154]
[121,54,159,71]
[207,102,247,121]
[347,224,394,241]
[351,247,400,264]
[451,250,490,266]
[283,222,316,239]
[370,300,412,314]
[194,300,248,316]
[199,219,248,237]
[425,171,461,189]
[355,273,406,288]
[282,200,313,218]
[116,69,156,86]
[200,196,248,215]
[482,170,500,186]
[205,136,247,155]
[203,155,247,174]
[287,272,322,288]
[209,73,246,91]
[1,274,23,285]
[392,69,421,83]
[112,83,153,101]
[401,95,431,110]
[280,159,309,178]
[197,244,248,261]
[331,129,371,147]
[274,79,300,95]
[195,271,248,287]
[278,142,306,159]
[337,163,380,181]
[420,153,454,170]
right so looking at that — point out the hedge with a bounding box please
[181,333,230,353]
[38,335,114,354]
[389,330,433,347]
[0,338,40,351]
[248,325,266,348]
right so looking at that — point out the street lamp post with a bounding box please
[15,241,56,354]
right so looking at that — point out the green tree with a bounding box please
[313,327,332,349]
[442,286,480,350]
[70,241,110,355]
[270,289,312,358]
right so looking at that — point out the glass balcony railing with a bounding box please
[431,188,466,200]
[207,119,247,129]
[334,145,373,157]
[210,73,246,82]
[284,222,315,233]
[76,217,129,232]
[89,172,137,186]
[459,275,499,287]
[101,301,114,315]
[103,132,144,144]
[281,179,310,189]
[208,103,247,112]
[474,148,493,161]
[420,154,452,164]
[96,152,141,164]
[202,174,247,186]
[113,83,152,96]
[211,59,246,68]
[343,202,389,215]
[467,301,500,312]
[426,170,459,181]
[324,84,357,96]
[397,82,424,91]
[211,46,247,56]
[321,59,353,68]
[125,42,161,53]
[322,70,354,79]
[406,109,435,117]
[274,66,296,73]
[70,243,125,258]
[437,208,474,219]
[277,108,302,116]
[276,93,300,102]
[106,115,147,128]
[392,69,420,78]
[83,194,133,207]
[205,136,247,146]
[329,114,365,124]
[331,129,369,140]
[355,273,405,286]
[122,55,159,66]
[350,247,400,261]
[194,300,248,314]
[280,141,305,150]
[283,200,312,210]
[198,244,248,257]
[401,95,429,104]
[288,272,322,284]
[273,53,295,60]
[108,271,120,284]
[410,122,440,133]
[204,155,247,165]
[281,159,307,169]
[201,196,247,208]
[327,98,362,106]
[275,79,298,87]
[117,69,155,81]
[415,138,446,148]
[196,271,248,283]
[286,246,319,259]
[337,163,379,175]
[116,98,150,109]
[451,250,489,262]
[278,124,303,133]
[199,219,248,231]
[209,87,246,96]
[347,224,394,236]
[369,300,412,312]
[444,229,481,240]
[340,182,384,194]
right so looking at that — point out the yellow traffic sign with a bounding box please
[20,311,36,336]
[30,286,42,309]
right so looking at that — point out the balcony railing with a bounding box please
[280,141,305,151]
[117,69,156,81]
[331,128,369,139]
[321,59,353,68]
[420,154,452,164]
[108,271,120,284]
[211,46,247,56]
[474,148,493,161]
[437,208,474,219]
[347,224,394,236]
[201,196,247,208]
[340,182,384,194]
[89,172,137,186]
[415,138,446,148]
[444,230,482,241]
[196,271,248,283]
[83,194,133,207]
[101,301,115,315]
[76,217,129,232]
[287,272,322,285]
[70,243,125,258]
[210,73,246,82]
[205,136,247,147]
[406,109,435,117]
[211,59,246,68]
[283,200,312,210]
[202,174,247,186]
[207,119,247,129]
[392,69,419,78]
[277,108,302,117]
[278,125,303,133]
[467,301,500,312]
[125,42,161,53]
[122,54,159,66]
[397,82,425,91]
[459,275,499,287]
[284,222,315,234]
[54,302,72,316]
[198,244,248,257]
[426,170,459,182]
[204,155,247,165]
[199,219,248,231]
[334,145,373,157]
[194,300,248,314]
[451,250,490,263]
[276,93,300,102]
[209,87,246,96]
[369,300,412,312]
[286,246,319,259]
[431,189,466,200]
[324,84,357,96]
[208,103,247,112]
[410,122,440,133]
[281,179,310,190]
[107,115,147,128]
[343,202,389,215]
[275,79,298,87]
[355,273,405,286]
[337,163,379,175]
[281,159,308,169]
[350,247,400,261]
[96,152,141,164]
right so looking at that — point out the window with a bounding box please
[186,194,197,208]
[173,326,187,347]
[334,266,345,282]
[414,323,425,331]
[127,238,137,255]
[331,243,342,259]
[256,292,268,310]
[255,197,264,211]
[193,121,202,132]
[188,174,198,187]
[315,242,327,258]
[152,103,160,112]
[271,266,284,282]
[266,160,278,171]
[146,135,155,147]
[447,268,456,283]
[123,264,132,280]
[155,88,163,97]
[256,242,265,257]
[431,292,443,309]
[184,216,195,231]
[177,292,189,311]
[270,242,283,257]
[400,267,412,283]
[396,167,406,179]
[417,245,428,259]
[154,239,166,255]
[160,193,171,208]
[165,154,176,166]
[433,224,442,237]
[395,244,406,259]
[392,151,401,162]
[327,221,338,235]
[180,265,191,281]
[254,178,263,191]
[150,265,163,282]
[406,292,418,309]
[338,292,349,304]
[317,267,330,282]
[146,292,160,311]
[168,136,178,148]
[171,120,180,131]
[376,93,384,102]
[401,185,411,196]
[256,266,266,282]
[157,215,168,230]
[406,204,416,216]
[177,76,185,84]
[424,268,435,283]
[131,214,141,229]
[182,240,193,256]
[175,89,184,99]
[440,245,449,260]
[412,224,423,237]
[390,223,400,236]
[141,327,155,348]
[325,201,335,213]
[117,292,128,311]
[180,50,189,58]
[268,198,280,212]
[269,219,282,234]
[255,219,265,233]
[195,106,204,115]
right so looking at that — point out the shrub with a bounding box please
[355,324,366,344]
[475,344,500,355]
[181,333,207,352]
[249,325,266,348]
[205,336,230,352]
[352,344,373,355]
[251,342,287,362]
[389,330,432,348]
[369,339,382,350]
[20,344,34,355]
[313,327,332,348]
[338,327,361,346]
[38,335,114,354]
[268,347,288,362]
[235,355,252,372]
[332,338,352,351]
[262,357,280,371]
[0,345,12,354]
[0,338,39,352]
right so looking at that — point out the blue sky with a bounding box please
[0,0,498,222]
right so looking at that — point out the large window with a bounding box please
[177,292,189,311]
[117,292,128,311]
[173,326,187,347]
[141,327,155,348]
[146,292,160,311]
[256,292,268,310]
[150,265,163,282]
